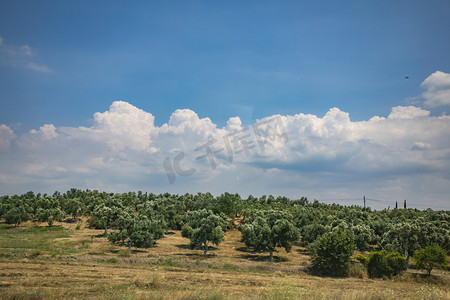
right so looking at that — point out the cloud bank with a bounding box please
[1,71,450,209]
[1,101,450,209]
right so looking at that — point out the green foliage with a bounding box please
[367,250,407,278]
[214,192,242,218]
[301,222,328,244]
[37,207,65,227]
[354,254,369,266]
[92,202,123,235]
[239,210,299,261]
[63,198,85,220]
[108,212,166,249]
[4,206,31,226]
[309,228,355,276]
[350,224,375,251]
[1,188,449,268]
[381,222,420,261]
[414,245,447,275]
[182,209,229,256]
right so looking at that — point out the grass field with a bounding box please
[0,219,448,299]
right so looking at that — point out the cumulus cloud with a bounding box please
[421,70,450,108]
[387,106,430,119]
[0,124,16,150]
[226,117,242,131]
[30,124,58,140]
[91,100,157,152]
[1,100,450,209]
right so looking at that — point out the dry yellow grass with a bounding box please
[0,218,448,299]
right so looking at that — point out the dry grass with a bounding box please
[0,218,449,299]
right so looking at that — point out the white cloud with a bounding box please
[30,124,58,140]
[27,62,52,73]
[421,70,450,108]
[1,101,450,209]
[387,106,430,119]
[0,124,16,150]
[91,100,157,152]
[226,117,242,131]
[411,142,431,151]
[20,45,32,56]
[0,36,52,72]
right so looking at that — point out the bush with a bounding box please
[354,254,369,266]
[414,245,447,275]
[367,250,407,278]
[309,228,355,276]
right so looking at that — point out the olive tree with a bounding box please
[4,206,31,227]
[239,210,299,261]
[108,212,166,250]
[35,196,66,227]
[93,203,123,235]
[381,222,420,264]
[414,245,447,275]
[181,209,229,256]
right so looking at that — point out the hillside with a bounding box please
[0,218,448,300]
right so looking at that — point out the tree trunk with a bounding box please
[104,227,108,236]
[269,250,273,261]
[203,243,208,256]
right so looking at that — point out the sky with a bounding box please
[1,1,450,210]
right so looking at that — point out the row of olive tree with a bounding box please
[1,189,448,276]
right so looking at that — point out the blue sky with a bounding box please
[1,1,450,209]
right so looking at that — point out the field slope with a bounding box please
[0,219,448,299]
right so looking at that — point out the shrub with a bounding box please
[414,245,447,275]
[354,254,369,266]
[367,250,407,278]
[106,257,118,263]
[309,228,355,276]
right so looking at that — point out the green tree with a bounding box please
[63,198,85,220]
[309,228,355,276]
[351,224,375,251]
[35,196,66,227]
[36,207,65,227]
[108,212,165,250]
[181,209,229,256]
[414,245,447,275]
[367,250,407,278]
[301,222,329,244]
[239,210,299,261]
[92,203,123,235]
[4,206,31,227]
[381,222,420,264]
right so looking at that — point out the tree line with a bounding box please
[0,189,448,276]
